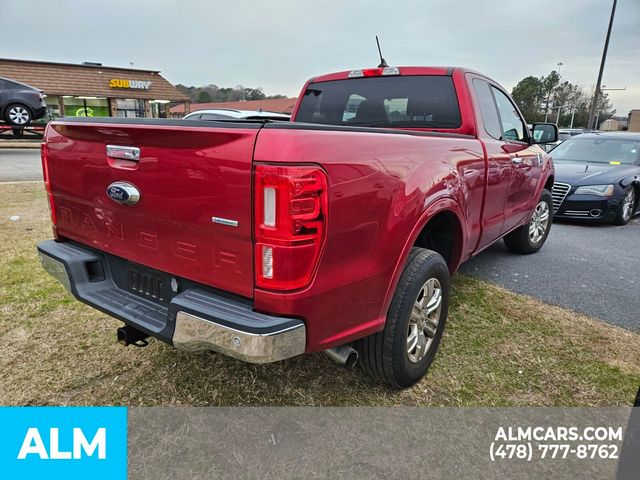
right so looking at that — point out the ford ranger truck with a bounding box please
[37,66,558,388]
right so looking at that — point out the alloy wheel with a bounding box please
[407,277,442,363]
[622,188,635,222]
[529,200,550,244]
[8,105,30,125]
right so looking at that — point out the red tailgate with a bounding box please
[45,121,258,298]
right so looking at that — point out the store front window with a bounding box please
[40,95,61,122]
[150,100,170,118]
[116,99,145,118]
[62,96,109,117]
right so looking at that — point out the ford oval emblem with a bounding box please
[106,181,141,205]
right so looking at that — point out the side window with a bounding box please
[472,78,501,140]
[491,87,527,142]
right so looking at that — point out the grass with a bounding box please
[0,182,638,406]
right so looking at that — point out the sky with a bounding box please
[1,0,639,115]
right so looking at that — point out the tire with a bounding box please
[504,189,553,254]
[613,186,636,226]
[4,103,32,126]
[354,248,449,388]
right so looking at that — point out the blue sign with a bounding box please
[0,407,127,480]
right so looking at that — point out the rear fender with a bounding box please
[377,197,466,329]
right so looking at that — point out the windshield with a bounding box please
[551,137,640,165]
[558,132,573,141]
[295,75,461,129]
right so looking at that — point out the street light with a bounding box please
[544,62,564,123]
[555,105,566,125]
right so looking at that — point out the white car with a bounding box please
[184,108,290,121]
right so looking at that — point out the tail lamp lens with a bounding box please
[254,164,328,291]
[41,143,57,228]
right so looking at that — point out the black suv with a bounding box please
[0,77,47,125]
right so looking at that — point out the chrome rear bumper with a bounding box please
[173,311,306,363]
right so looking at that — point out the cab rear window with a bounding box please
[295,76,461,129]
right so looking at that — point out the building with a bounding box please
[0,58,189,121]
[628,110,640,132]
[600,118,620,131]
[169,97,297,118]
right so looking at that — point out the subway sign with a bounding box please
[109,79,152,90]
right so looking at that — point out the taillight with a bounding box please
[41,143,57,234]
[254,164,328,291]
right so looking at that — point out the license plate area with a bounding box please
[128,263,168,304]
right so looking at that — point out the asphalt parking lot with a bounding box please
[0,148,42,182]
[461,218,640,332]
[2,147,638,331]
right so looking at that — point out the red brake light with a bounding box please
[254,164,328,291]
[362,68,384,77]
[41,143,57,234]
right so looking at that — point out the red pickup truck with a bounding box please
[38,66,558,388]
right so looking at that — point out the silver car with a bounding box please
[183,108,290,122]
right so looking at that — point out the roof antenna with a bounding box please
[376,36,388,68]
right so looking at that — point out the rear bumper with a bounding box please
[37,240,306,363]
[33,105,47,119]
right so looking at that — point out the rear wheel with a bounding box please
[613,187,636,226]
[5,103,32,126]
[354,248,449,389]
[504,189,553,254]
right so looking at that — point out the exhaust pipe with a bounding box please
[117,325,149,348]
[325,345,358,369]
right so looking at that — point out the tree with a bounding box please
[511,76,544,122]
[179,83,288,104]
[511,69,616,128]
[541,70,561,121]
[196,90,212,103]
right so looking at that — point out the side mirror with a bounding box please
[531,123,558,144]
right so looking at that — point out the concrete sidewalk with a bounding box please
[0,141,41,149]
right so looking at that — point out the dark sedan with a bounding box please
[551,132,639,225]
[0,77,47,125]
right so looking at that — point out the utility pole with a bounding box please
[588,0,617,130]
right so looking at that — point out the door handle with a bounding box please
[511,156,522,165]
[106,145,140,161]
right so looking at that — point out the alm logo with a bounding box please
[17,427,106,460]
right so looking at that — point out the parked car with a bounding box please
[543,128,584,152]
[558,128,585,140]
[0,77,47,125]
[37,66,557,388]
[184,108,290,121]
[551,132,640,225]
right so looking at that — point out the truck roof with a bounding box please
[309,66,481,83]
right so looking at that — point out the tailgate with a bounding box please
[45,119,259,298]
